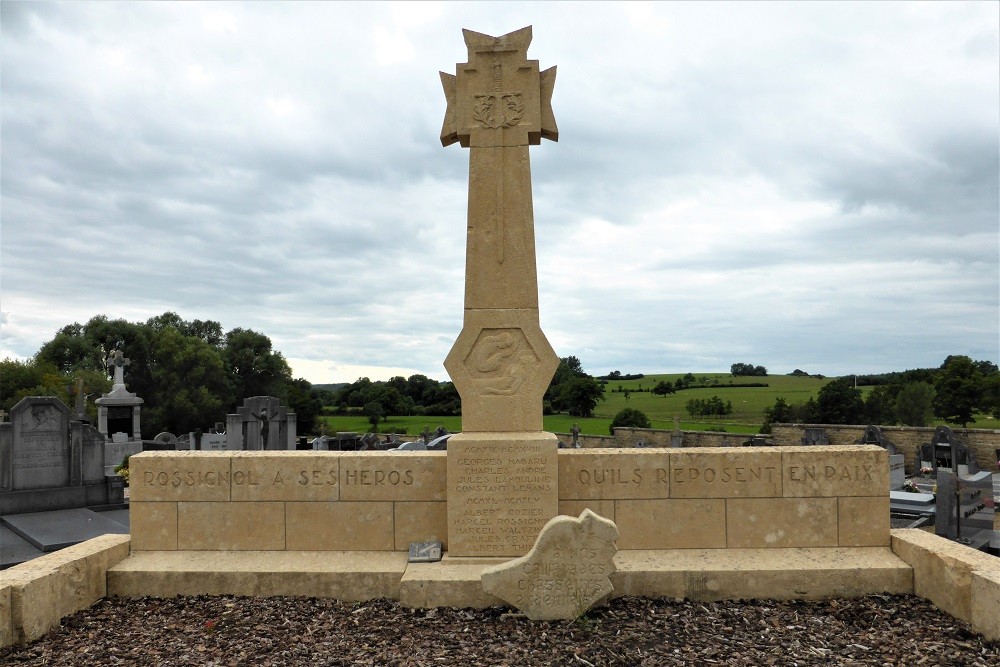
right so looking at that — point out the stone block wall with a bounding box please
[558,446,888,549]
[129,452,447,552]
[130,446,889,554]
[771,424,1000,475]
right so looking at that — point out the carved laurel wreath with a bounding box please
[473,93,524,129]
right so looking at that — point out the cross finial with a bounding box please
[106,350,131,386]
[0,409,7,422]
[440,25,557,149]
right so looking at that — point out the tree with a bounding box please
[863,385,899,425]
[731,363,767,377]
[933,355,985,427]
[609,408,651,434]
[224,328,292,406]
[552,376,605,417]
[895,382,935,427]
[983,373,1000,420]
[816,378,864,424]
[651,380,674,396]
[364,401,384,431]
[285,378,323,436]
[146,326,231,435]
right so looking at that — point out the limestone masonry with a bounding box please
[439,27,561,556]
[127,446,890,552]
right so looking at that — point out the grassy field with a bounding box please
[318,372,1000,436]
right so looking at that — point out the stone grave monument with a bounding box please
[935,469,997,554]
[916,426,979,477]
[225,396,297,450]
[96,350,144,470]
[439,26,561,557]
[0,397,117,514]
[857,426,904,490]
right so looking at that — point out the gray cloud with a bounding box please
[1,2,996,382]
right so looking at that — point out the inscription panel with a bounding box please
[782,447,887,497]
[231,453,338,502]
[558,449,669,500]
[130,452,232,502]
[447,432,558,557]
[339,452,446,502]
[669,448,782,498]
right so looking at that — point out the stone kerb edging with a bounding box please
[129,446,890,554]
[0,533,131,647]
[890,528,1000,641]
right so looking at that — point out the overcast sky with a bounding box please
[2,1,997,384]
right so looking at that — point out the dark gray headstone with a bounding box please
[801,428,830,446]
[7,397,71,490]
[1,523,43,569]
[935,470,995,542]
[1,507,128,552]
[857,425,900,455]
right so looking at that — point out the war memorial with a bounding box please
[2,26,998,652]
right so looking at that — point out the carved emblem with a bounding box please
[467,328,537,396]
[473,93,524,129]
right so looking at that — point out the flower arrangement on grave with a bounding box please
[920,466,933,476]
[901,480,920,493]
[114,454,130,485]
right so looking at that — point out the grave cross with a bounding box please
[0,409,7,423]
[106,350,131,386]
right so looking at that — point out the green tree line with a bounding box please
[0,313,322,437]
[760,355,999,432]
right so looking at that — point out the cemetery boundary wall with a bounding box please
[560,425,1000,476]
[771,424,1000,475]
[128,447,890,552]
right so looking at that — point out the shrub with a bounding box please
[609,408,652,434]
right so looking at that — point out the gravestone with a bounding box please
[1,397,115,514]
[856,425,900,456]
[889,454,905,491]
[670,416,684,448]
[68,377,92,424]
[916,426,978,477]
[481,509,618,621]
[440,26,561,557]
[224,396,297,450]
[801,428,830,446]
[935,469,996,549]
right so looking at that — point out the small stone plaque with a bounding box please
[408,540,443,563]
[481,509,618,621]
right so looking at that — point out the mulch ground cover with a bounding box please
[2,594,998,666]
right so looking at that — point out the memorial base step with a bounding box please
[107,547,913,606]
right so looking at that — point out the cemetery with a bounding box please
[1,23,998,666]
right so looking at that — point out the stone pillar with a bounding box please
[226,414,242,450]
[286,413,297,450]
[440,27,561,557]
[69,421,83,487]
[132,407,142,440]
[98,406,108,436]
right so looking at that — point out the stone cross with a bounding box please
[0,409,7,423]
[106,350,131,386]
[441,27,562,557]
[69,377,90,419]
[441,26,560,432]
